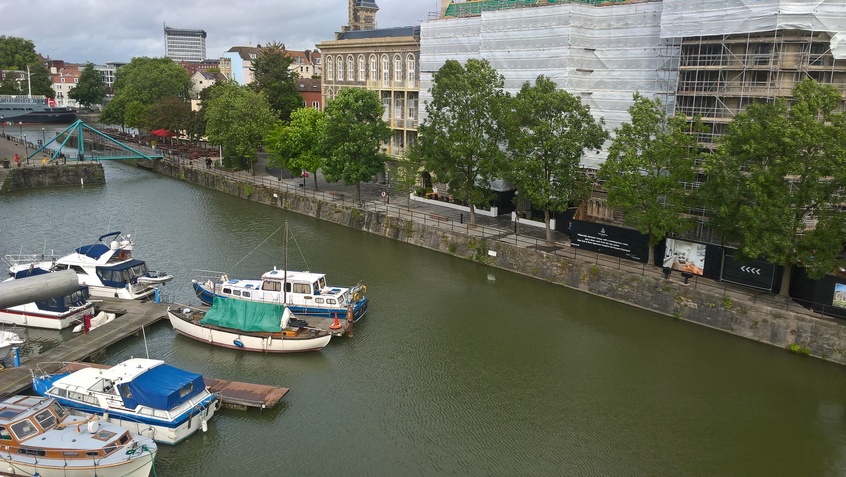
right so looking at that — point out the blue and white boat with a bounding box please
[32,358,220,445]
[0,266,95,329]
[7,231,173,300]
[192,268,368,322]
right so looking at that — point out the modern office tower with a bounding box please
[164,24,207,62]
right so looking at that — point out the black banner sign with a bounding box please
[570,221,649,263]
[721,253,779,292]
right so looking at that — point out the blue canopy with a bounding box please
[118,363,206,411]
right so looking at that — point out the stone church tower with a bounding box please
[347,0,378,31]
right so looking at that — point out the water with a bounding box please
[2,162,846,476]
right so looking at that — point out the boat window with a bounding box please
[50,402,67,419]
[34,409,56,430]
[233,290,242,296]
[222,287,232,295]
[16,448,46,456]
[286,283,292,293]
[63,451,80,457]
[242,291,250,298]
[11,419,39,440]
[104,443,117,454]
[179,382,195,398]
[327,299,337,305]
[315,298,324,304]
[262,281,281,291]
[0,426,11,440]
[293,283,311,294]
[318,277,326,288]
[119,385,133,400]
[86,451,101,457]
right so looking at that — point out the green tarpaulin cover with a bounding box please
[200,296,284,332]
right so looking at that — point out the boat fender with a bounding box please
[87,420,100,434]
[233,339,244,348]
[362,285,366,293]
[354,293,359,301]
[202,419,208,433]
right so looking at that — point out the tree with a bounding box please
[503,75,608,241]
[0,36,40,70]
[101,57,191,126]
[599,93,701,260]
[0,74,21,95]
[204,82,277,172]
[146,96,191,135]
[322,88,391,203]
[702,79,846,294]
[265,107,327,189]
[411,58,507,226]
[68,63,106,109]
[250,42,302,122]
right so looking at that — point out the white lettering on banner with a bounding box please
[575,232,632,254]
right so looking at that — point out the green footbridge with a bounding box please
[26,120,163,162]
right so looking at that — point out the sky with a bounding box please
[0,0,441,65]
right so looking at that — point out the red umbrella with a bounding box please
[150,128,176,138]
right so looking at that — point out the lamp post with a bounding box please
[18,121,22,139]
[41,127,45,147]
[23,134,27,163]
[1,116,4,136]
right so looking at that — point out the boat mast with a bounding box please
[283,222,288,304]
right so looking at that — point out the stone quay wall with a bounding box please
[0,163,104,193]
[138,161,846,365]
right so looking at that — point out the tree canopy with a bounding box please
[265,106,327,190]
[100,57,191,127]
[204,82,277,172]
[146,96,191,134]
[503,75,607,241]
[702,79,846,289]
[250,42,303,122]
[68,63,106,109]
[411,58,507,226]
[0,36,40,70]
[322,88,391,203]
[599,93,701,254]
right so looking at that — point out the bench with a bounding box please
[429,213,449,222]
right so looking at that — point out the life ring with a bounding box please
[118,250,128,260]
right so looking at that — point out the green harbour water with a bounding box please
[2,161,846,476]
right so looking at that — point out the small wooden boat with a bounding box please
[167,297,332,353]
[0,395,156,477]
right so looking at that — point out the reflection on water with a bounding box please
[1,161,846,476]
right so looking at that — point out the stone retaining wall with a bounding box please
[0,163,104,193]
[153,161,846,365]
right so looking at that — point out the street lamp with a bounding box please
[41,127,45,147]
[1,116,4,136]
[18,121,22,139]
[23,134,27,162]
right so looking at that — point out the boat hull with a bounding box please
[0,448,155,477]
[168,309,331,353]
[0,303,94,330]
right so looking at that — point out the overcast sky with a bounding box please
[0,0,441,65]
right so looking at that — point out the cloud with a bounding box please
[1,0,439,64]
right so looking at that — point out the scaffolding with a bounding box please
[443,0,633,18]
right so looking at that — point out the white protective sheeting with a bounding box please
[661,0,846,59]
[420,2,678,169]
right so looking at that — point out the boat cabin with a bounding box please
[0,395,133,459]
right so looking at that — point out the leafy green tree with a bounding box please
[389,158,423,209]
[322,88,391,203]
[599,93,701,261]
[0,36,40,69]
[204,82,277,172]
[101,57,191,126]
[68,63,105,109]
[265,107,327,190]
[124,101,150,130]
[146,96,191,135]
[411,58,507,226]
[702,79,846,294]
[0,74,21,94]
[503,75,608,241]
[250,42,302,122]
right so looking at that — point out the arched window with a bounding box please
[337,57,344,81]
[382,55,390,82]
[347,56,354,81]
[394,54,402,82]
[369,55,377,81]
[358,55,366,81]
[406,54,416,82]
[327,58,334,81]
